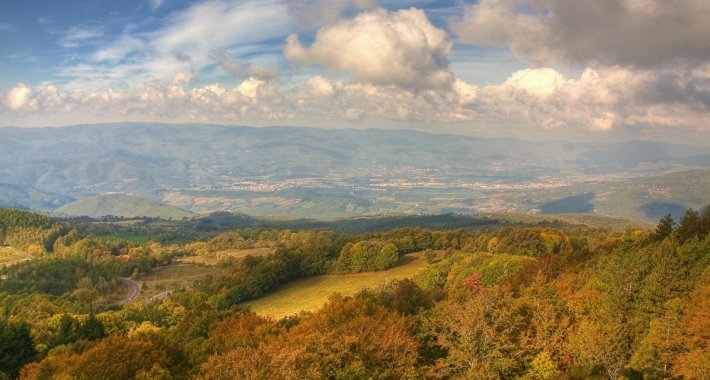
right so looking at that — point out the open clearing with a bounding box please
[242,251,435,319]
[137,263,224,301]
[177,248,274,266]
[0,246,29,266]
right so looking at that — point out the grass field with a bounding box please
[96,233,153,244]
[137,263,224,301]
[0,247,28,266]
[176,248,274,266]
[241,251,435,319]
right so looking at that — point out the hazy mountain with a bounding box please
[54,194,195,219]
[1,123,708,220]
[0,183,76,210]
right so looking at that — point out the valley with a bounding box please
[2,123,709,223]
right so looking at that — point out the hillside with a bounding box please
[525,169,710,222]
[0,183,75,210]
[54,194,195,219]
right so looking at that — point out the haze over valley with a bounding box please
[1,123,708,222]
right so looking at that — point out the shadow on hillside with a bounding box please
[639,202,688,221]
[539,193,595,214]
[397,255,418,266]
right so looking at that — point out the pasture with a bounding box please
[0,246,28,266]
[138,263,224,301]
[242,251,437,319]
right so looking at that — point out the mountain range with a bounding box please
[1,123,709,221]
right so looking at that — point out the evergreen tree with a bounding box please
[0,319,36,379]
[676,208,702,243]
[50,314,78,347]
[78,313,106,341]
[699,205,710,239]
[654,214,675,241]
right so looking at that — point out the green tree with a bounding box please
[423,249,436,264]
[654,214,675,241]
[699,205,710,238]
[676,208,702,243]
[556,364,606,380]
[77,313,106,341]
[0,319,36,379]
[375,243,399,271]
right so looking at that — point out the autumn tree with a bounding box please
[422,285,530,379]
[198,296,420,380]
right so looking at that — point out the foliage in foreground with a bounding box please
[1,207,710,379]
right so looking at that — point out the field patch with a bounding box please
[136,263,224,301]
[241,251,435,319]
[95,233,152,244]
[0,246,29,266]
[177,248,275,266]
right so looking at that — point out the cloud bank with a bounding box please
[5,65,710,132]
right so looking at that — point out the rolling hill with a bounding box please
[0,183,75,210]
[54,194,195,219]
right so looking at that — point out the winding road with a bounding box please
[2,246,143,305]
[118,277,142,305]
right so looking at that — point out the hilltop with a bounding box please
[54,194,195,219]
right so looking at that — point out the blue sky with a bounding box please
[2,0,710,145]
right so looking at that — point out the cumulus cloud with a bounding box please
[5,64,710,132]
[5,84,37,111]
[452,0,710,68]
[212,51,280,81]
[285,7,454,90]
[471,65,710,130]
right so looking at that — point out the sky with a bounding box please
[1,0,710,144]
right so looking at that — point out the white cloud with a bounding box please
[285,7,454,90]
[92,35,148,63]
[5,84,36,111]
[152,0,291,61]
[504,68,565,98]
[5,64,710,132]
[472,65,710,130]
[61,26,104,47]
[59,0,292,90]
[149,0,165,11]
[452,0,710,68]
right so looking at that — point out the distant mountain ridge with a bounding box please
[0,183,76,210]
[1,123,709,221]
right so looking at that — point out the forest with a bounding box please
[1,206,710,380]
